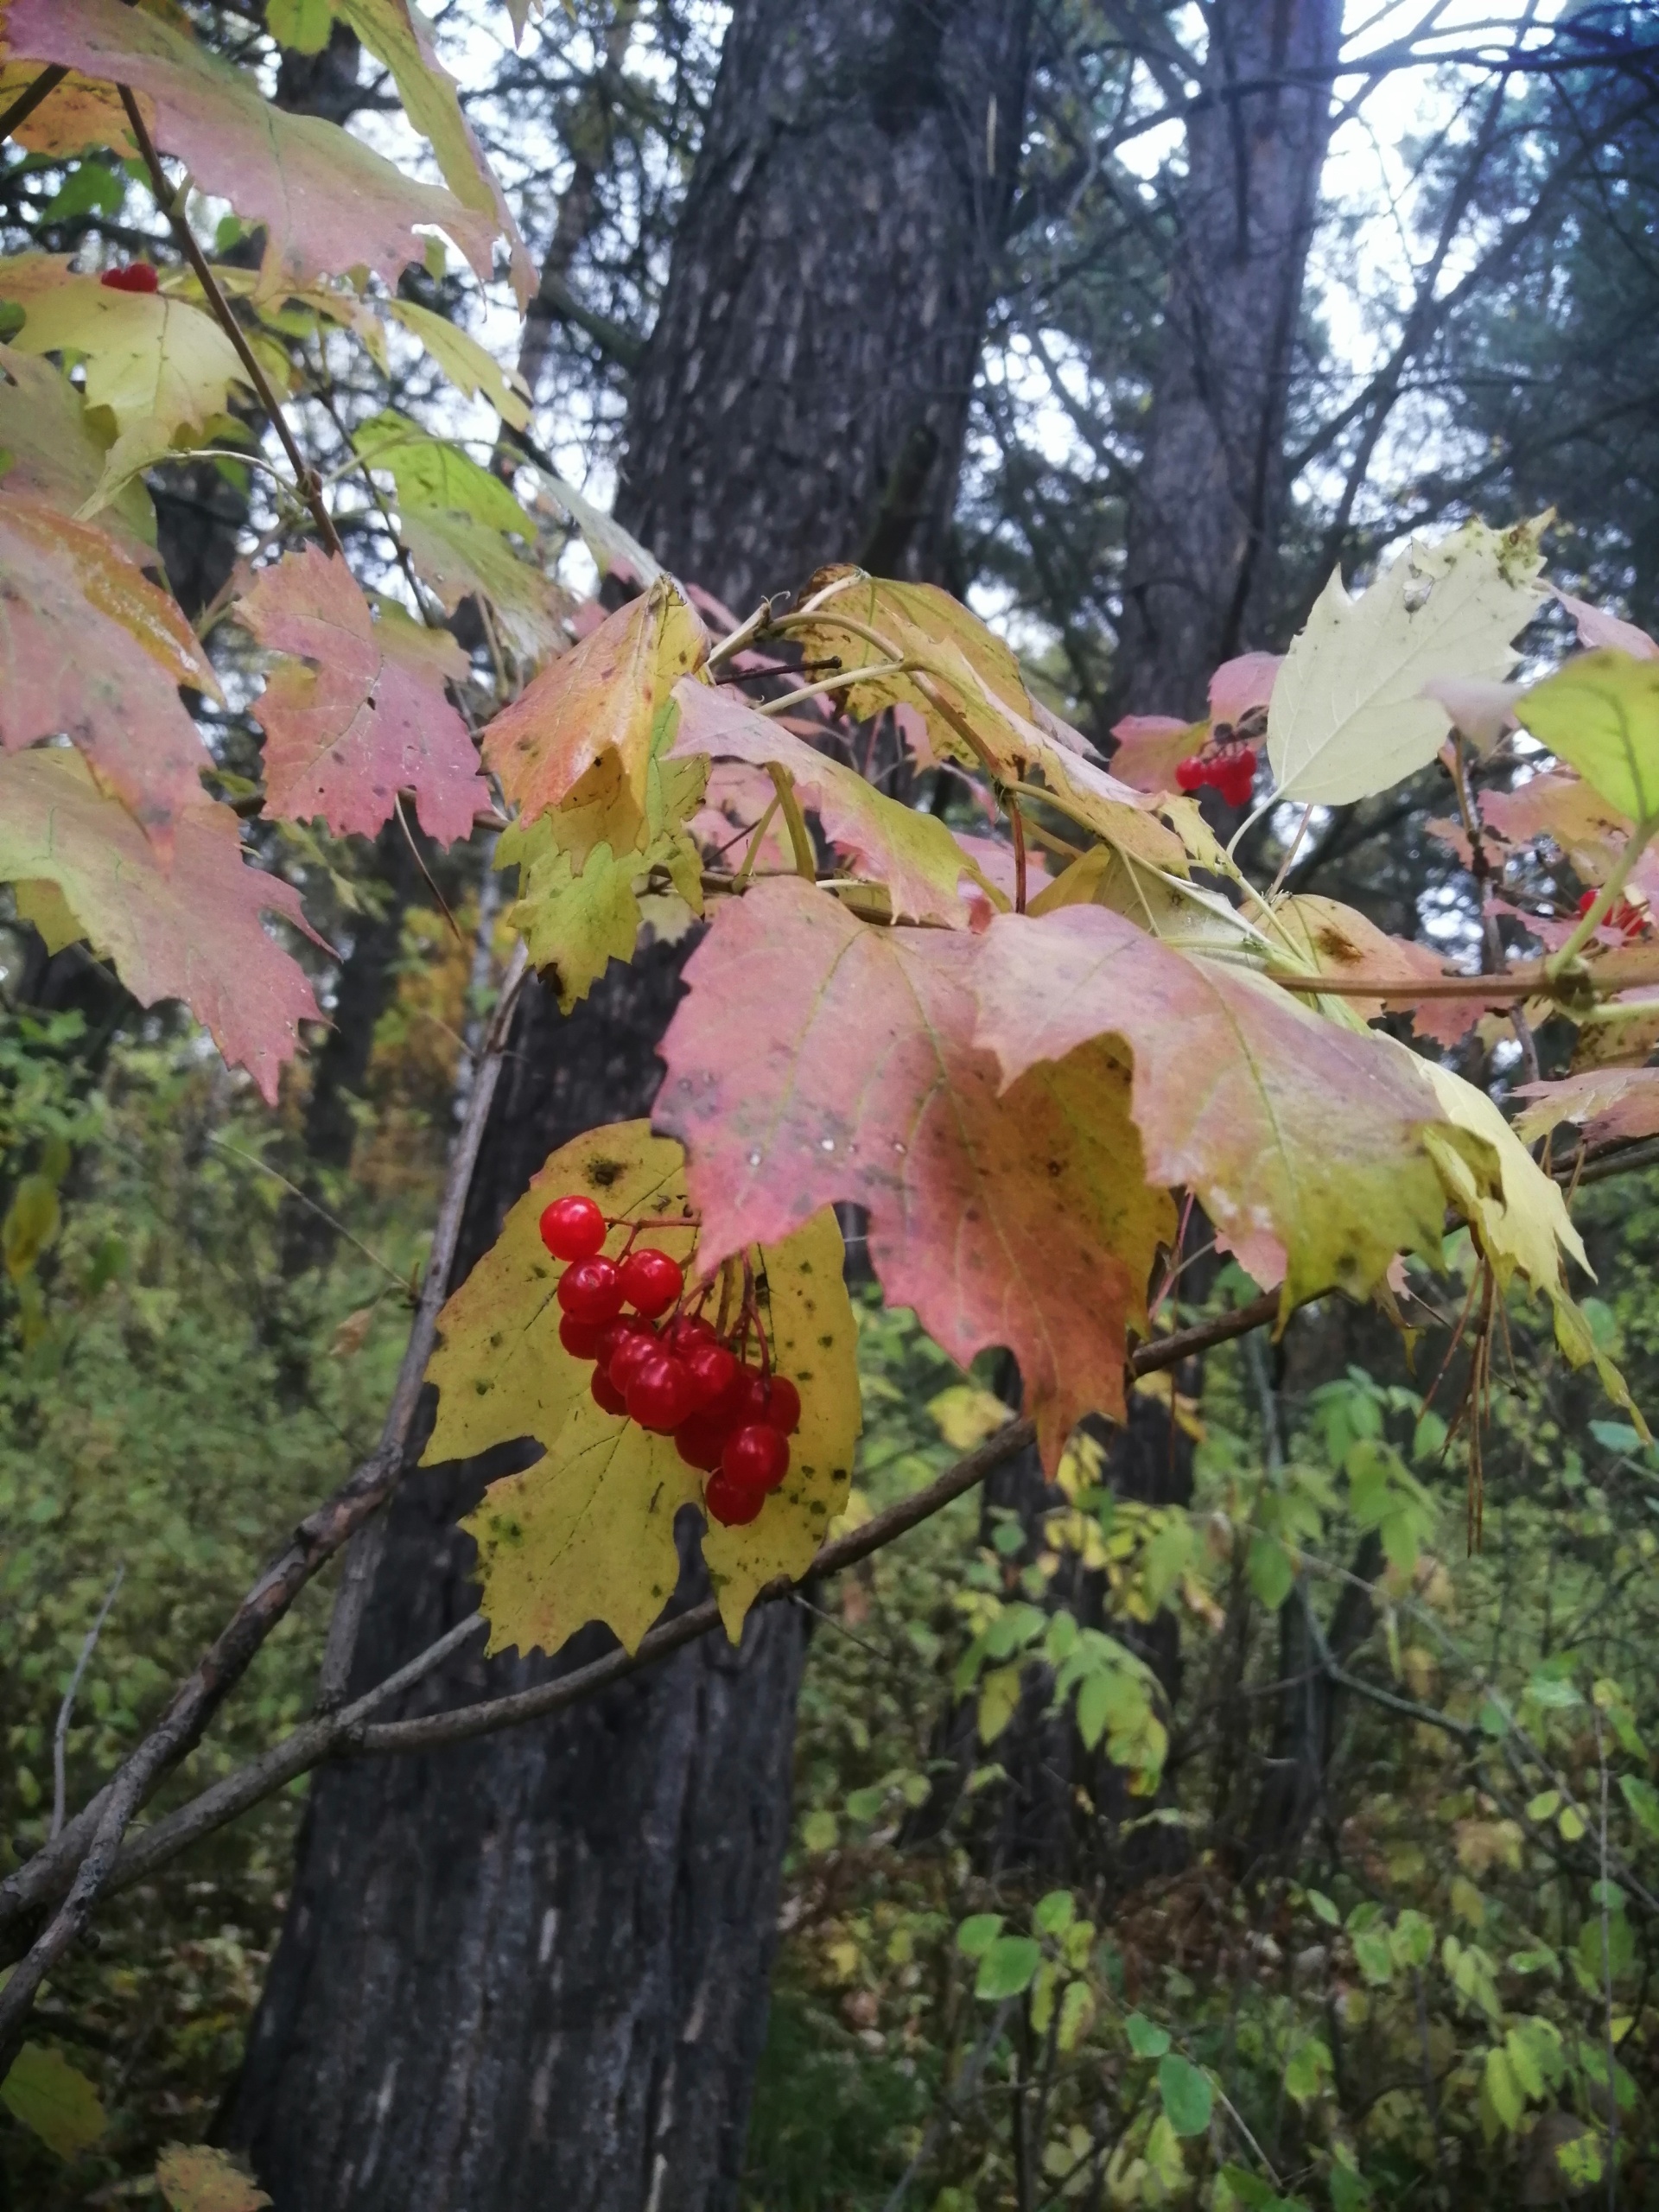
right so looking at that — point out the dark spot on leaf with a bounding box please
[588,1157,626,1188]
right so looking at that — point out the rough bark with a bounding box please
[1110,0,1341,718]
[226,4,1035,2204]
[618,0,1033,607]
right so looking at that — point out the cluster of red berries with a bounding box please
[1175,742,1258,809]
[100,264,160,294]
[539,1193,801,1529]
[1574,888,1646,942]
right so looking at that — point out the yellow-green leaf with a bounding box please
[155,2143,272,2210]
[1516,649,1659,826]
[1,2044,105,2158]
[425,1121,860,1651]
[385,298,531,429]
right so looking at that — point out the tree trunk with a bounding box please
[618,0,1033,608]
[1110,0,1340,719]
[226,4,1033,2205]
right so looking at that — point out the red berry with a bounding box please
[684,1341,740,1409]
[619,1246,684,1319]
[704,1470,765,1526]
[606,1324,659,1393]
[101,263,159,294]
[722,1422,790,1493]
[754,1374,802,1434]
[559,1314,606,1360]
[674,1409,737,1473]
[664,1313,716,1353]
[1175,756,1206,793]
[540,1193,606,1261]
[556,1255,624,1324]
[626,1353,696,1433]
[591,1366,627,1415]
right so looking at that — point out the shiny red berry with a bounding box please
[722,1423,789,1493]
[754,1374,802,1434]
[664,1313,717,1353]
[704,1470,765,1526]
[618,1247,684,1318]
[684,1341,740,1409]
[591,1366,627,1415]
[674,1409,737,1473]
[540,1193,606,1261]
[626,1353,696,1433]
[101,263,159,294]
[606,1325,659,1393]
[1175,756,1206,793]
[559,1314,607,1360]
[556,1255,624,1324]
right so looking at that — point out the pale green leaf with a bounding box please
[1,2044,105,2158]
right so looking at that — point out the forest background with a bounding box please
[3,0,1659,2208]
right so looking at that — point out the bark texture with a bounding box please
[1111,0,1341,717]
[618,0,1033,606]
[226,4,1034,2203]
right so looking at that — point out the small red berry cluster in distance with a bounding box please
[1575,887,1646,942]
[539,1194,801,1528]
[100,264,160,294]
[1175,741,1257,809]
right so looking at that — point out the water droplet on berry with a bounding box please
[747,1150,761,1166]
[892,1141,906,1155]
[819,1137,835,1152]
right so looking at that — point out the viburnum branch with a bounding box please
[117,86,346,560]
[0,946,528,1982]
[766,762,817,883]
[0,62,67,143]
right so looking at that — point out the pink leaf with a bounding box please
[1554,589,1659,661]
[1107,714,1199,793]
[1208,651,1282,729]
[234,547,486,845]
[1514,1067,1659,1147]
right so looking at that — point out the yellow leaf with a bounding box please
[1516,647,1659,825]
[927,1382,1013,1451]
[977,1662,1023,1744]
[328,1305,376,1358]
[425,1121,861,1653]
[1,2044,105,2158]
[155,2143,272,2210]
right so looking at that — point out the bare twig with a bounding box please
[50,1567,124,1843]
[0,64,67,143]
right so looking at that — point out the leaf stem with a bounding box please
[117,86,345,559]
[1545,816,1657,977]
[731,793,781,890]
[0,64,67,143]
[766,762,817,883]
[754,659,911,717]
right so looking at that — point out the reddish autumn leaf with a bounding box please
[0,749,322,1103]
[655,880,1175,1467]
[481,577,704,831]
[234,546,487,845]
[1514,1067,1659,1148]
[1208,651,1282,730]
[1555,588,1658,661]
[4,0,499,296]
[962,904,1456,1306]
[1479,770,1630,882]
[1266,893,1498,1051]
[1108,714,1205,793]
[0,494,217,849]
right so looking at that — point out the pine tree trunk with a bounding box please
[1110,0,1341,718]
[226,4,1033,2204]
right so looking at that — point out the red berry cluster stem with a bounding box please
[539,1195,801,1526]
[1175,741,1257,810]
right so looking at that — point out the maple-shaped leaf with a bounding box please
[482,577,705,827]
[353,409,530,537]
[399,507,575,664]
[1209,652,1282,729]
[655,881,1176,1468]
[1030,842,1262,957]
[4,0,499,296]
[385,298,531,428]
[423,1121,861,1651]
[0,749,322,1103]
[0,56,138,157]
[1262,893,1497,1050]
[1268,519,1546,807]
[330,0,534,308]
[155,2144,271,2212]
[0,253,247,448]
[1108,714,1205,794]
[0,494,218,846]
[0,344,156,557]
[0,2044,105,2158]
[1416,1053,1643,1429]
[1516,650,1659,826]
[1479,768,1630,881]
[497,816,701,1010]
[961,904,1459,1307]
[1513,1066,1659,1148]
[232,546,486,844]
[1555,588,1658,661]
[671,678,992,925]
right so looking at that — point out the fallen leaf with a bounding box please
[233,545,487,844]
[424,1120,861,1650]
[1516,649,1659,826]
[155,2143,272,2211]
[482,577,705,826]
[0,748,322,1103]
[0,494,218,845]
[4,0,499,296]
[655,880,1175,1467]
[1268,518,1545,806]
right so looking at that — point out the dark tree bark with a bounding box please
[618,0,1033,607]
[226,4,1035,2206]
[1110,0,1341,718]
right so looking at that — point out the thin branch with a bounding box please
[50,1567,124,1843]
[0,64,67,143]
